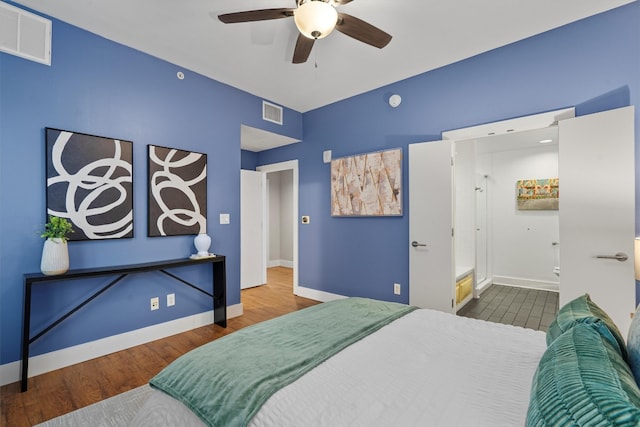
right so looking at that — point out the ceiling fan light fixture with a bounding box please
[294,1,338,40]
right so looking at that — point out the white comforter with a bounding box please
[132,309,546,427]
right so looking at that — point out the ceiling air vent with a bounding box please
[262,101,283,125]
[0,2,52,66]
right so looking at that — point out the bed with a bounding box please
[131,295,640,427]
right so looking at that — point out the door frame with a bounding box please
[257,160,299,294]
[441,108,575,141]
[409,107,575,312]
[442,108,575,298]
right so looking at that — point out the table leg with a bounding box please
[21,281,32,392]
[213,261,227,327]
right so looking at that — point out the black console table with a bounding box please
[21,256,226,392]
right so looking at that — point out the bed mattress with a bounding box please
[132,308,546,427]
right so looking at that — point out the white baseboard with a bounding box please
[0,303,243,387]
[492,275,559,292]
[228,303,243,319]
[295,285,345,302]
[476,278,493,295]
[267,259,294,268]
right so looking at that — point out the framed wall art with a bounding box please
[45,128,134,240]
[148,145,207,236]
[516,178,559,210]
[331,148,402,217]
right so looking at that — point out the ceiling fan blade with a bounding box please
[292,33,315,64]
[335,13,391,49]
[218,8,294,24]
[333,0,355,4]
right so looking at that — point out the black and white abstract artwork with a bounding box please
[147,145,207,237]
[45,128,134,240]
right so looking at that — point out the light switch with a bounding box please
[323,150,332,164]
[220,213,230,224]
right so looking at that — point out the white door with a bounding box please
[559,106,635,335]
[241,170,266,289]
[409,107,635,324]
[409,141,455,312]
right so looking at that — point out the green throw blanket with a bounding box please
[150,297,416,427]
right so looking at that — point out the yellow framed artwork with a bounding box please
[516,178,559,210]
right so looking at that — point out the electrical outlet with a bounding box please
[394,283,401,295]
[167,293,175,307]
[150,297,159,311]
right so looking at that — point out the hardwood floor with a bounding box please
[1,267,318,427]
[457,284,559,331]
[1,273,556,426]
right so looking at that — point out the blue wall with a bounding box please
[258,3,640,303]
[241,149,258,170]
[1,2,639,368]
[0,8,302,364]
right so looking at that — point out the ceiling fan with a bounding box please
[218,0,392,64]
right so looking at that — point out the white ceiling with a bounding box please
[13,0,634,115]
[241,124,300,152]
[473,126,558,154]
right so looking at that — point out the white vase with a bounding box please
[194,233,211,256]
[40,238,69,275]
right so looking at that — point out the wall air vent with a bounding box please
[0,2,52,66]
[262,101,283,125]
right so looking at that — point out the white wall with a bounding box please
[279,170,293,263]
[267,170,293,268]
[268,172,281,264]
[485,144,560,290]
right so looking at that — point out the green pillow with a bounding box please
[527,322,640,427]
[547,294,628,361]
[626,304,640,386]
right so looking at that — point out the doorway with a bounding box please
[265,169,294,269]
[409,106,635,334]
[257,160,299,295]
[240,125,300,295]
[456,125,561,297]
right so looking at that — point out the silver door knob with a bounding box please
[595,252,628,262]
[411,241,427,248]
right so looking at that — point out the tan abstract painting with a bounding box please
[331,148,402,216]
[516,178,559,210]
